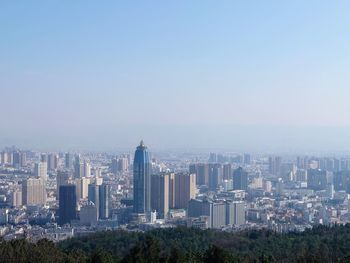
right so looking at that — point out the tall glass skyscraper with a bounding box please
[133,140,151,214]
[58,185,77,225]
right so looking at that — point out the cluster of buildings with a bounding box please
[0,144,350,241]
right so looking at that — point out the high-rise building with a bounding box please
[195,163,209,186]
[118,158,129,172]
[175,173,196,209]
[75,177,90,199]
[151,174,169,219]
[208,163,223,191]
[269,156,282,176]
[83,161,91,178]
[223,163,232,180]
[22,178,46,205]
[111,158,118,174]
[65,153,73,169]
[232,201,245,226]
[233,167,248,191]
[12,151,26,168]
[58,185,77,225]
[99,184,110,219]
[47,153,59,171]
[188,199,245,228]
[74,155,81,179]
[133,141,151,214]
[40,153,48,163]
[88,184,100,219]
[307,169,328,191]
[56,170,70,200]
[34,162,48,181]
[168,173,176,209]
[80,202,98,225]
[244,154,251,165]
[11,190,22,207]
[208,153,217,163]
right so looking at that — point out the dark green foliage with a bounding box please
[2,224,350,262]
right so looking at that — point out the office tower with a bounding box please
[118,158,129,172]
[196,163,209,186]
[223,163,232,180]
[75,177,90,199]
[276,178,284,196]
[58,185,77,225]
[334,171,350,192]
[151,174,169,219]
[11,190,22,207]
[297,156,308,169]
[99,184,110,219]
[88,184,99,204]
[12,151,26,168]
[74,155,81,178]
[233,167,248,191]
[80,203,98,225]
[22,178,46,205]
[34,162,48,181]
[244,154,251,165]
[57,170,70,200]
[20,152,26,167]
[269,156,282,176]
[188,198,227,228]
[40,153,48,163]
[83,161,91,178]
[93,167,102,178]
[334,159,341,173]
[133,141,151,214]
[175,173,196,209]
[111,158,118,174]
[296,169,308,182]
[47,153,58,171]
[95,177,103,186]
[307,169,328,191]
[168,173,176,209]
[208,153,217,163]
[12,151,20,168]
[232,201,245,226]
[208,163,223,191]
[65,153,73,169]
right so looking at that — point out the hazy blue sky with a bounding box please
[1,1,350,151]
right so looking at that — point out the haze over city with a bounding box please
[2,1,350,151]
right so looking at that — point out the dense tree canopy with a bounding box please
[2,224,350,262]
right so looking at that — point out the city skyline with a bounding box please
[2,1,350,151]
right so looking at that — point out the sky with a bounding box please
[1,1,350,152]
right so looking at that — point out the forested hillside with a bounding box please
[1,225,350,262]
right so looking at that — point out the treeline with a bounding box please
[2,225,350,262]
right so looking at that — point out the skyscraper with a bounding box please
[56,170,70,200]
[175,173,196,209]
[22,178,46,205]
[269,156,282,176]
[34,162,48,181]
[151,173,169,219]
[208,163,223,191]
[168,173,176,209]
[88,184,100,218]
[47,153,58,171]
[99,184,110,219]
[74,155,81,179]
[133,141,151,214]
[233,167,248,191]
[58,185,77,225]
[65,152,73,169]
[196,163,209,186]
